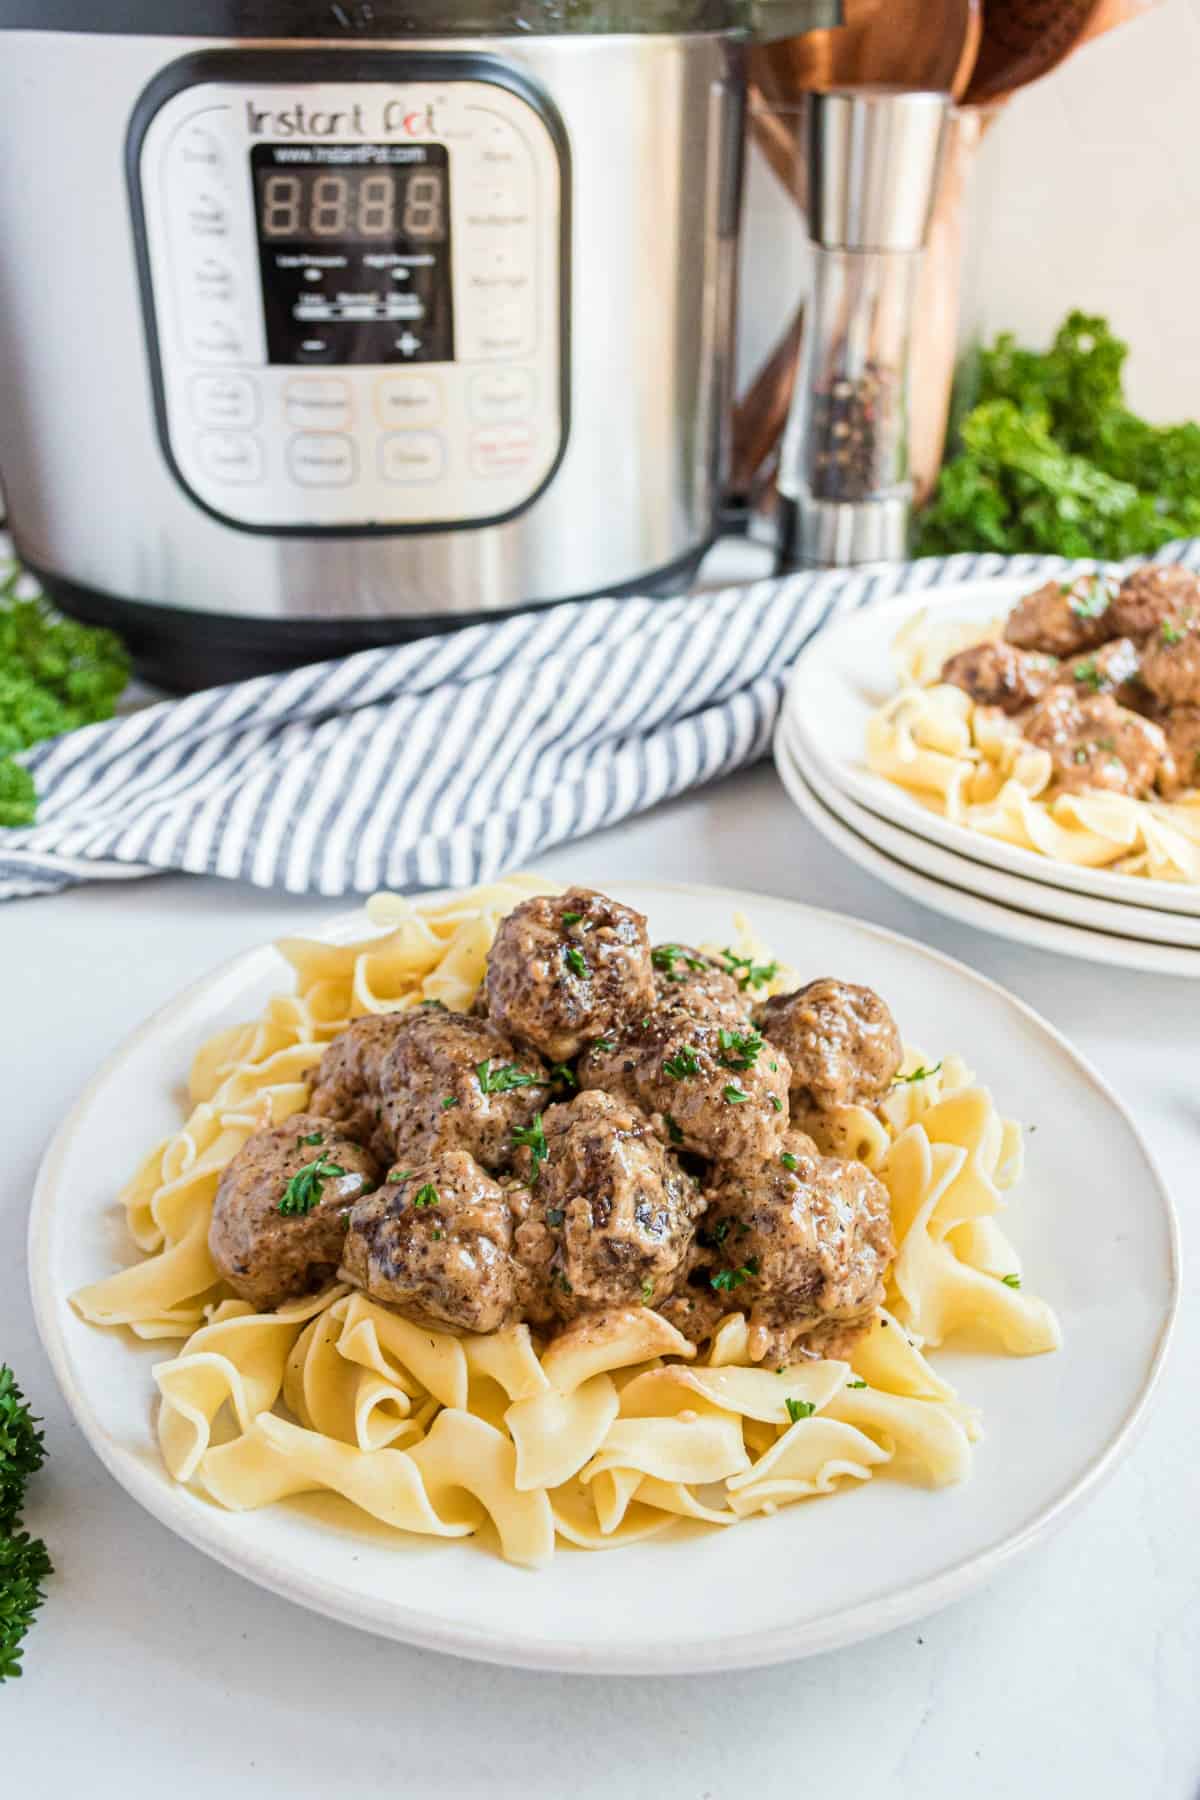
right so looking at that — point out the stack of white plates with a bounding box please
[776,575,1200,977]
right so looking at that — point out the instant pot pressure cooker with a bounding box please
[0,1,833,687]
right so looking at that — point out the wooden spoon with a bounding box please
[964,0,1102,106]
[747,0,982,189]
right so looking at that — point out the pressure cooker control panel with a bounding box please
[132,63,568,532]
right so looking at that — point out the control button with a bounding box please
[471,126,527,180]
[393,330,424,358]
[195,431,263,485]
[379,432,446,485]
[469,238,524,282]
[186,316,245,361]
[469,369,535,424]
[375,375,442,430]
[183,191,229,239]
[188,253,236,305]
[190,374,258,430]
[284,378,351,432]
[465,191,531,231]
[288,432,356,487]
[470,423,535,479]
[174,123,227,183]
[475,305,528,358]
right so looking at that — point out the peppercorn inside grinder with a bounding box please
[777,88,950,567]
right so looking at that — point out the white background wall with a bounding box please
[737,0,1200,427]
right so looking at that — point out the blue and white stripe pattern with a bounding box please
[3,543,1196,901]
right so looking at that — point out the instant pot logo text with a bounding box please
[245,99,438,138]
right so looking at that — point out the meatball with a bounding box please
[510,1090,705,1322]
[484,886,656,1063]
[1004,573,1117,658]
[1065,636,1142,707]
[577,1005,791,1164]
[693,1138,894,1365]
[308,1011,410,1154]
[1140,609,1200,708]
[1022,688,1172,798]
[341,1151,521,1334]
[1110,564,1200,641]
[1157,704,1200,797]
[209,1113,379,1311]
[940,640,1059,715]
[650,943,749,1024]
[375,1009,551,1174]
[756,979,901,1114]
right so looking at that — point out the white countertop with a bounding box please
[5,758,1197,1797]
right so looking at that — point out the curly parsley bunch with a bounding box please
[0,560,131,826]
[0,1366,52,1681]
[918,311,1200,559]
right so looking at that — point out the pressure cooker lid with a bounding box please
[0,0,838,38]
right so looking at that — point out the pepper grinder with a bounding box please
[776,87,950,567]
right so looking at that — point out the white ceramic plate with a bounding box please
[780,717,1200,952]
[29,882,1179,1674]
[776,733,1200,979]
[782,576,1200,918]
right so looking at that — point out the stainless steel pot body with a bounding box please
[0,28,744,668]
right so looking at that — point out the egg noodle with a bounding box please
[71,878,1060,1568]
[866,611,1200,883]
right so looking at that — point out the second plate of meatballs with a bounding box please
[783,569,1200,919]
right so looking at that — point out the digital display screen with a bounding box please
[250,143,454,366]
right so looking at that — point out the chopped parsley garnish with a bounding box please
[563,945,590,979]
[431,1229,443,1241]
[546,1207,565,1228]
[640,1280,654,1305]
[590,1036,616,1055]
[1161,618,1186,645]
[710,1256,759,1293]
[769,1095,783,1113]
[1073,746,1090,765]
[717,1026,764,1070]
[476,1059,540,1095]
[846,1378,867,1390]
[441,1096,458,1110]
[511,1113,548,1180]
[554,1272,573,1294]
[1001,1272,1021,1289]
[719,949,780,992]
[1066,574,1112,619]
[722,1083,749,1105]
[784,1398,815,1424]
[651,943,708,979]
[663,1046,701,1081]
[665,1114,684,1144]
[561,910,584,926]
[412,1184,440,1208]
[387,1168,414,1184]
[780,1151,798,1171]
[549,1062,578,1090]
[279,1153,348,1216]
[299,1130,325,1145]
[418,998,447,1011]
[1073,657,1104,692]
[892,1062,943,1087]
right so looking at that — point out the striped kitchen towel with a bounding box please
[3,544,1192,901]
